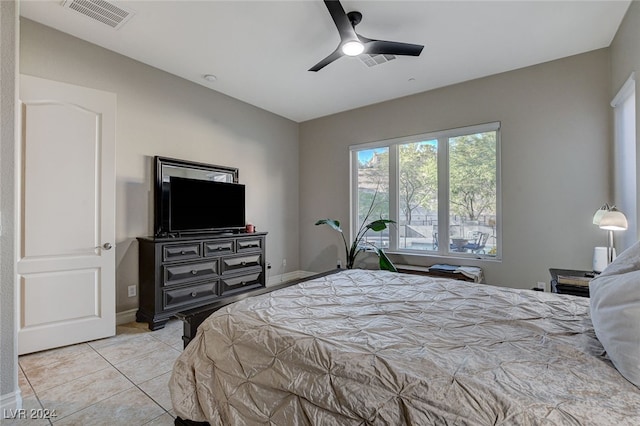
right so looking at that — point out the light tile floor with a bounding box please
[8,320,184,426]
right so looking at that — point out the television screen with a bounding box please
[169,177,245,232]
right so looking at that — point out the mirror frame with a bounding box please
[154,156,239,237]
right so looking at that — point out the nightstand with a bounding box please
[395,264,483,283]
[549,268,596,297]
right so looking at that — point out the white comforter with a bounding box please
[170,269,640,425]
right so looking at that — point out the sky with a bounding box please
[357,140,437,163]
[358,148,386,163]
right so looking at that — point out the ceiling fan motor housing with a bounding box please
[347,11,362,27]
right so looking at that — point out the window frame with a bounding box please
[350,122,502,261]
[611,72,636,251]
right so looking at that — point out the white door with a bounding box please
[18,75,116,355]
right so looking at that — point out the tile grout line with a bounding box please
[18,322,184,424]
[87,340,175,420]
[50,345,170,423]
[35,344,128,424]
[130,329,182,418]
[132,323,184,419]
[17,363,54,426]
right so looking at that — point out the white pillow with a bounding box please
[590,241,640,388]
[598,240,640,278]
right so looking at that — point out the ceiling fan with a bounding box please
[309,0,424,72]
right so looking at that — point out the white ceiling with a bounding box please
[20,0,631,123]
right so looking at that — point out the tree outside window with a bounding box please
[352,123,500,258]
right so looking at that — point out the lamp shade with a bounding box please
[599,209,628,231]
[593,206,609,225]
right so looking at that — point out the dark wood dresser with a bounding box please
[136,232,267,330]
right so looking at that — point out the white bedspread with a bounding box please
[170,269,640,425]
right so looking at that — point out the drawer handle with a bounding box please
[241,281,247,286]
[181,251,186,255]
[191,270,198,275]
[241,261,247,266]
[217,247,223,251]
[191,292,197,297]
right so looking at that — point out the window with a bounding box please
[351,122,500,259]
[611,73,636,251]
[355,147,390,248]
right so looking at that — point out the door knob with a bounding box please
[102,242,113,250]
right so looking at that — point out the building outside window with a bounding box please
[351,122,501,259]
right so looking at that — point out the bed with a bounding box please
[170,267,640,425]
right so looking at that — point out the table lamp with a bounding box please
[593,204,628,269]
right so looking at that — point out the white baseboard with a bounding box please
[0,390,22,415]
[267,270,316,286]
[116,308,137,325]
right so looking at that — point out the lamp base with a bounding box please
[593,246,616,273]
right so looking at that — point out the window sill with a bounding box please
[385,249,502,263]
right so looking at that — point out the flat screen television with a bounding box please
[169,176,245,232]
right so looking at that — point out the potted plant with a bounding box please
[315,195,397,272]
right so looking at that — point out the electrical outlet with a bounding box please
[337,259,342,269]
[282,258,287,267]
[536,281,546,291]
[128,285,137,297]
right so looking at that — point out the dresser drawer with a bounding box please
[204,240,234,257]
[237,238,262,252]
[163,261,218,286]
[163,243,201,262]
[163,282,218,310]
[220,271,263,296]
[221,254,261,274]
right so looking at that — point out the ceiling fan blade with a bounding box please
[324,0,358,42]
[309,47,343,72]
[364,39,424,57]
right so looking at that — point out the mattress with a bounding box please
[170,269,640,425]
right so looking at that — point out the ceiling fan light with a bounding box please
[342,41,364,56]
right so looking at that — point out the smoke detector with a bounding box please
[61,0,135,30]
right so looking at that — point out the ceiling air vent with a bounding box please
[62,0,135,30]
[359,54,396,68]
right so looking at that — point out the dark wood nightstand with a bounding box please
[549,268,596,297]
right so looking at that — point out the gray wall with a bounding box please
[0,0,18,406]
[610,1,640,248]
[20,19,300,314]
[299,49,612,289]
[611,1,640,105]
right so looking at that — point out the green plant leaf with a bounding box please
[366,244,398,272]
[315,219,343,233]
[366,219,396,232]
[378,249,398,272]
[316,218,350,266]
